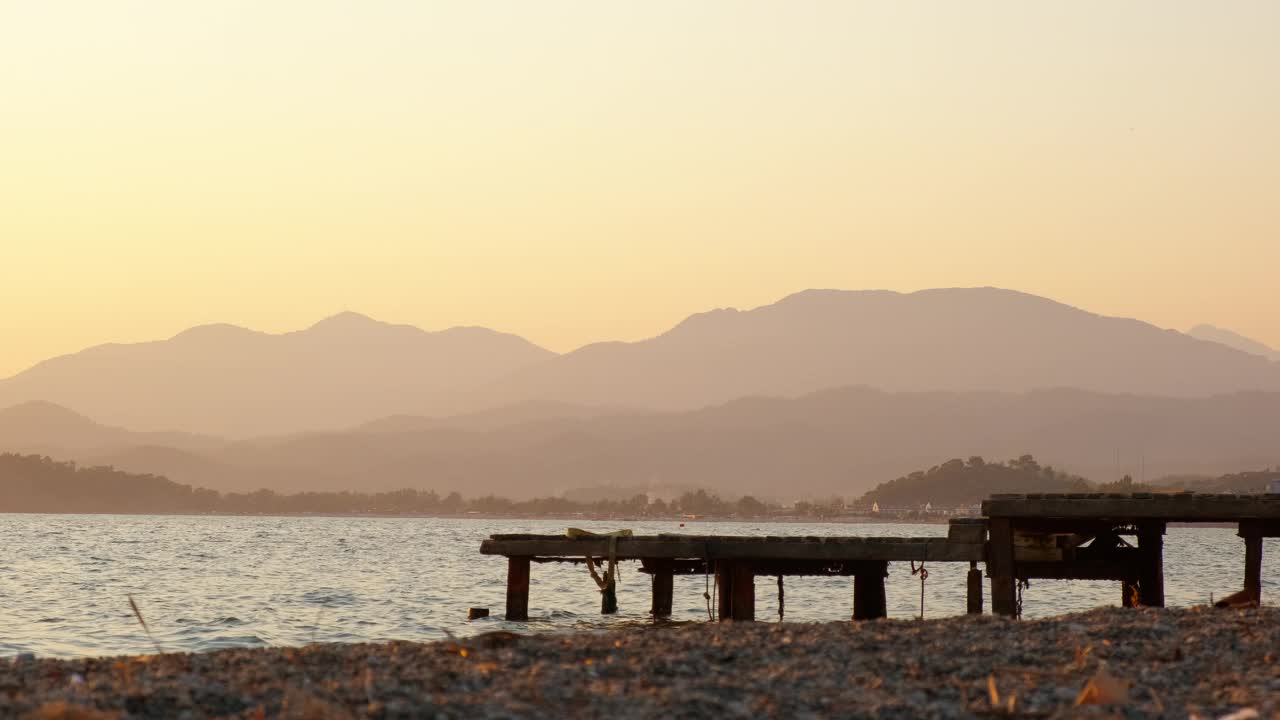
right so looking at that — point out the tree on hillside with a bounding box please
[858,455,1090,508]
[735,495,768,517]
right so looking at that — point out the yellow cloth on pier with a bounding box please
[567,529,632,595]
[564,528,633,539]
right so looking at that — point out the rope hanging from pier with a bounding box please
[568,528,632,615]
[910,561,929,619]
[1016,578,1030,619]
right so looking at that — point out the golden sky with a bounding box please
[2,1,1278,377]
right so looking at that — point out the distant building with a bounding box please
[1268,479,1280,494]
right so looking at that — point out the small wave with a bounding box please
[302,590,357,606]
[194,634,269,651]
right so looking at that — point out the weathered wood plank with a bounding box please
[967,562,983,615]
[1241,523,1264,604]
[649,558,674,617]
[505,556,530,621]
[948,519,987,544]
[982,493,1280,521]
[1137,523,1165,607]
[852,562,888,620]
[480,536,983,563]
[987,518,1017,617]
[730,562,755,621]
[716,561,734,621]
[654,558,909,577]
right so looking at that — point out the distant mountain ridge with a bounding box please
[479,288,1280,410]
[3,289,1279,436]
[0,313,555,437]
[0,401,219,454]
[1188,324,1280,362]
[5,388,1279,500]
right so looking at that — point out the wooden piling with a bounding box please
[716,561,755,621]
[731,562,755,621]
[716,561,734,620]
[1137,523,1165,607]
[650,558,674,618]
[966,561,983,614]
[1241,522,1264,604]
[987,518,1017,617]
[852,561,887,620]
[505,556,530,621]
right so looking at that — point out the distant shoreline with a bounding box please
[0,509,951,524]
[0,511,1249,529]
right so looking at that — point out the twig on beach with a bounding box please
[127,594,165,655]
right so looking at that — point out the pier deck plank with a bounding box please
[480,534,985,563]
[982,493,1280,522]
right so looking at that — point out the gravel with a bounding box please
[3,606,1277,719]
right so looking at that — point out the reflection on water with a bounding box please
[0,515,1275,658]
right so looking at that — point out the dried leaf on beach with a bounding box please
[1075,666,1130,706]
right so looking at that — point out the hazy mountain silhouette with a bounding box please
[0,401,219,455]
[14,388,1277,500]
[354,400,638,434]
[4,289,1279,438]
[0,313,554,437]
[1188,324,1280,362]
[483,288,1280,410]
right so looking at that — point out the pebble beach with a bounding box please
[4,606,1277,719]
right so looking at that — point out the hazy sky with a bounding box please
[2,1,1278,377]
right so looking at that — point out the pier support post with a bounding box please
[716,561,755,621]
[967,561,984,614]
[505,556,530,621]
[852,561,888,620]
[1241,521,1264,605]
[1137,523,1165,607]
[716,561,732,620]
[987,518,1018,617]
[650,558,674,618]
[731,563,755,621]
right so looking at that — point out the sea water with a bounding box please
[1,515,1275,658]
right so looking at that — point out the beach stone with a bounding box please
[1,607,1277,718]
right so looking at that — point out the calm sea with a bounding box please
[1,515,1275,658]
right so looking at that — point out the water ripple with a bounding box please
[0,514,1274,658]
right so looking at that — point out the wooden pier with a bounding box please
[983,492,1280,616]
[479,521,987,621]
[479,493,1278,622]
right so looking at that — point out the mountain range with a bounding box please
[1188,324,1280,362]
[1,288,1278,437]
[0,313,552,437]
[2,387,1278,500]
[2,287,1279,499]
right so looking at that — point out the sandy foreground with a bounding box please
[2,607,1277,719]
